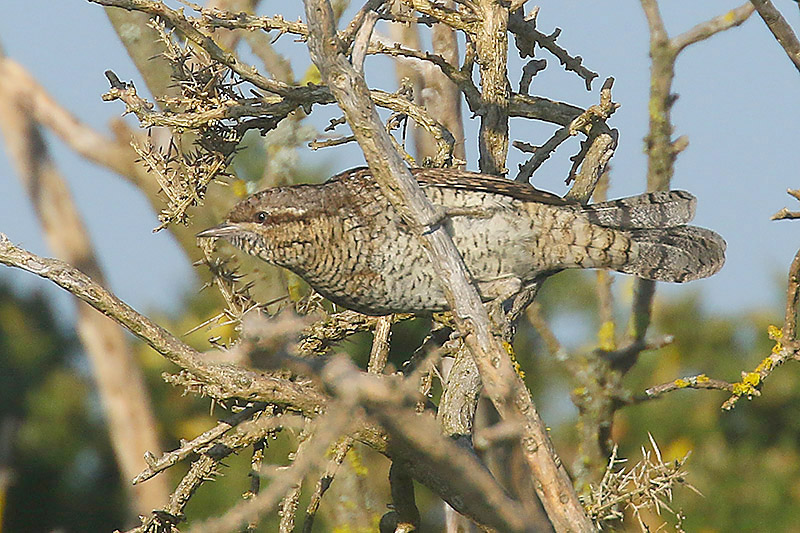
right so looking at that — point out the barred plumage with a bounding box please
[199,167,726,315]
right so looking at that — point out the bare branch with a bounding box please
[92,0,297,96]
[303,1,594,529]
[320,357,531,532]
[0,65,170,512]
[0,234,328,411]
[0,58,138,179]
[367,315,394,374]
[641,374,735,401]
[751,0,800,73]
[514,127,570,182]
[474,0,510,174]
[722,249,800,410]
[671,3,754,53]
[301,437,354,533]
[508,12,598,90]
[133,403,278,484]
[187,405,353,533]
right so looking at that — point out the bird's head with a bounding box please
[197,187,318,265]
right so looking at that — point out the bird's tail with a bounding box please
[616,226,726,282]
[578,190,697,229]
[579,190,726,282]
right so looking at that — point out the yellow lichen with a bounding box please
[755,357,775,372]
[503,341,526,379]
[732,372,761,397]
[674,378,689,388]
[732,382,754,397]
[768,324,783,339]
[743,372,761,387]
[696,374,710,383]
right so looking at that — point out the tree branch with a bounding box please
[0,234,328,412]
[750,0,800,73]
[303,1,594,530]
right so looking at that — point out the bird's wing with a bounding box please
[411,167,570,206]
[326,166,570,206]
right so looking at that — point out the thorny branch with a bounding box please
[0,233,534,532]
[8,0,777,530]
[0,233,327,413]
[304,0,594,531]
[583,437,699,530]
[526,0,756,490]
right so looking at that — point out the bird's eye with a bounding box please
[256,211,268,223]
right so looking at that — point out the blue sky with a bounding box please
[1,1,798,322]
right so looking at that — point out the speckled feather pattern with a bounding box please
[215,167,726,315]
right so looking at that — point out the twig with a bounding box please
[640,374,735,401]
[519,58,548,94]
[369,40,482,112]
[309,135,356,150]
[514,126,570,182]
[671,3,754,53]
[0,234,328,411]
[368,315,393,374]
[304,1,594,529]
[750,0,800,73]
[278,426,311,533]
[302,437,354,533]
[200,6,309,37]
[93,0,296,96]
[134,403,272,484]
[583,437,698,527]
[722,249,800,410]
[526,303,565,360]
[508,12,598,90]
[772,189,800,220]
[298,310,411,357]
[131,455,218,533]
[772,207,800,221]
[509,93,584,126]
[187,405,353,533]
[320,357,530,532]
[563,132,616,202]
[244,439,267,533]
[783,249,800,341]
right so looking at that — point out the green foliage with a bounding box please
[6,258,800,532]
[618,301,800,532]
[536,275,800,532]
[0,282,125,531]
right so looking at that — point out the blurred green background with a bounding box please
[2,266,797,532]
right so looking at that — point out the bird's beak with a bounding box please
[196,223,240,239]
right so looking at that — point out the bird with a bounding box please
[197,167,726,316]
